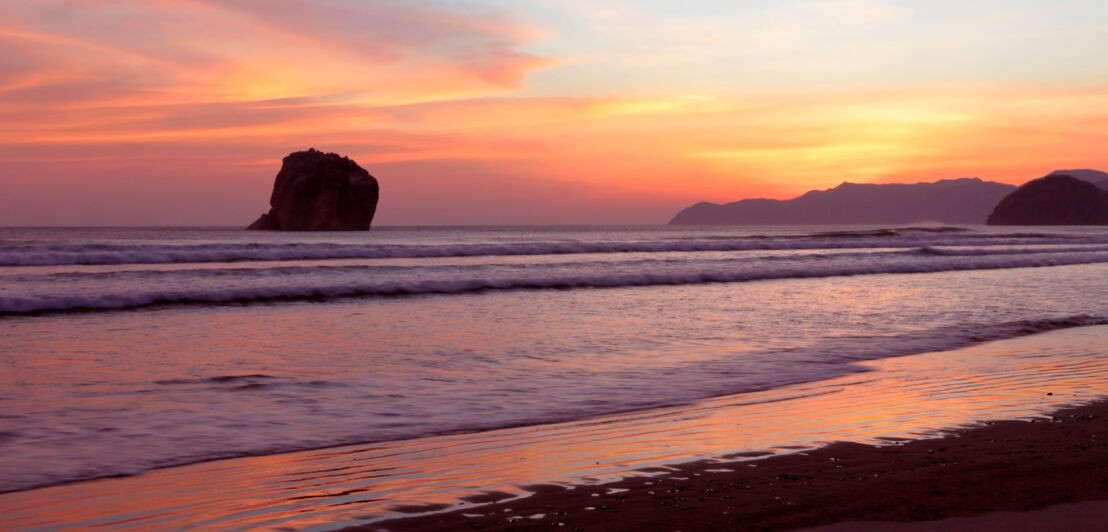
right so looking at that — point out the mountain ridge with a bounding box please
[669,177,1015,225]
[1049,169,1108,191]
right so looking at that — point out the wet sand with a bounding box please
[2,326,1106,530]
[366,399,1108,531]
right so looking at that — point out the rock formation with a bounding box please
[986,174,1108,225]
[669,178,1015,225]
[247,148,379,231]
[1049,169,1108,190]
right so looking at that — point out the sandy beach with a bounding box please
[366,399,1108,531]
[2,325,1107,530]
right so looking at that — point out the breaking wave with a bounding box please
[2,232,1104,266]
[4,248,1108,315]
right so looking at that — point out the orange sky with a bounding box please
[1,0,1107,225]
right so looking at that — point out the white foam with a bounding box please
[2,232,1106,266]
[3,248,1108,315]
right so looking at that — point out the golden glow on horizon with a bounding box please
[2,1,1108,224]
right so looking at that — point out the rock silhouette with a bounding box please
[670,178,1014,225]
[1048,169,1108,190]
[987,174,1108,225]
[247,149,379,231]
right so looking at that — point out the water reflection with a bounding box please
[2,326,1105,530]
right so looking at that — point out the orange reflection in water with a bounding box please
[1,325,1106,530]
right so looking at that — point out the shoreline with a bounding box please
[365,398,1108,531]
[2,325,1106,530]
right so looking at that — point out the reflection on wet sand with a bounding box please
[2,326,1106,531]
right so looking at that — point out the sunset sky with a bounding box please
[2,0,1107,225]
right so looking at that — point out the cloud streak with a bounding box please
[1,1,1107,225]
[0,0,547,107]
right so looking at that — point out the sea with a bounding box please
[2,224,1108,527]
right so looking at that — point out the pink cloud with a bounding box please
[0,0,547,110]
[3,2,1107,226]
[210,0,545,83]
[0,0,551,169]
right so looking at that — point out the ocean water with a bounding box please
[2,224,1108,496]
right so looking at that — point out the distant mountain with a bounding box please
[1049,169,1108,191]
[669,178,1016,225]
[987,174,1108,225]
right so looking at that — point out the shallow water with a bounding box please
[1,325,1105,531]
[1,224,1107,497]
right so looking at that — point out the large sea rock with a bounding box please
[247,149,379,231]
[986,174,1108,225]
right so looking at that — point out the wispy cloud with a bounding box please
[0,0,548,107]
[1,1,1107,225]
